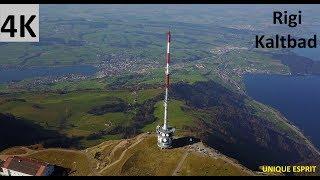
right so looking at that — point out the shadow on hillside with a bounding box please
[172,136,200,149]
[51,165,71,176]
[0,113,82,151]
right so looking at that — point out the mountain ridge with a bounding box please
[0,133,259,176]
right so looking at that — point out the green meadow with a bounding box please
[142,100,195,134]
[0,88,162,147]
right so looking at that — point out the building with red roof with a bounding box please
[0,156,54,176]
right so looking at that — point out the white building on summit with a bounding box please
[0,156,55,176]
[156,31,175,149]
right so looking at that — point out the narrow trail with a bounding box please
[108,141,128,161]
[1,148,79,159]
[22,148,81,157]
[172,151,189,176]
[87,142,121,176]
[0,155,10,160]
[0,147,36,158]
[98,133,147,174]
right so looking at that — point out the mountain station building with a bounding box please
[0,156,55,176]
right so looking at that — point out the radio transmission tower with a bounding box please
[156,31,175,149]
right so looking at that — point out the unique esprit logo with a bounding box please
[0,4,39,42]
[260,165,317,174]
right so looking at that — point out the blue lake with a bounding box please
[293,25,320,61]
[0,65,97,84]
[244,74,320,149]
[293,47,320,61]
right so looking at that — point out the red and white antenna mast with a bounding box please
[156,31,175,149]
[163,31,171,130]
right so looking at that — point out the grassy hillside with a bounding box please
[142,100,195,134]
[1,81,319,171]
[0,88,162,149]
[28,149,92,176]
[0,5,319,177]
[169,81,319,170]
[0,134,255,176]
[179,151,249,176]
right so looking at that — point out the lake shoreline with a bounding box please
[244,73,320,150]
